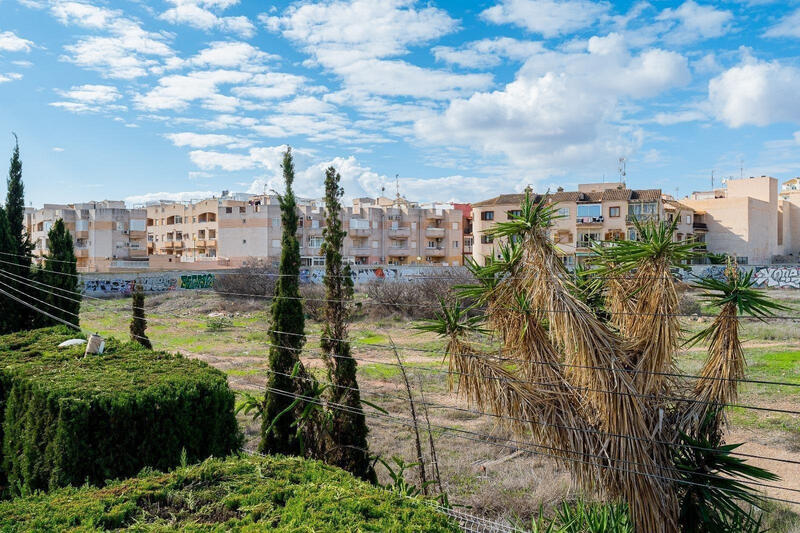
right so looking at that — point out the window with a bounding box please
[272,217,280,227]
[628,229,638,241]
[508,209,522,218]
[452,222,459,230]
[577,204,601,218]
[578,232,600,246]
[453,241,459,248]
[225,207,233,214]
[272,239,280,248]
[557,207,569,218]
[350,218,369,230]
[686,215,692,224]
[312,256,325,266]
[609,206,620,218]
[239,207,246,213]
[629,202,657,215]
[480,211,494,221]
[736,256,749,265]
[372,241,379,248]
[312,219,320,229]
[309,236,324,248]
[480,235,494,244]
[174,216,182,224]
[242,239,247,244]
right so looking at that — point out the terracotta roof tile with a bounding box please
[473,188,663,207]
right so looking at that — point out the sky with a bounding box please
[2,0,800,207]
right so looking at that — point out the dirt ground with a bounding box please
[80,289,800,528]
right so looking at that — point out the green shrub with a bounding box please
[0,327,242,495]
[0,454,460,532]
[205,315,233,331]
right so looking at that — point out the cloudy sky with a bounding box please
[2,0,800,207]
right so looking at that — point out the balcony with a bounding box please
[388,227,410,237]
[164,241,174,249]
[75,230,89,239]
[576,216,604,226]
[577,241,594,249]
[425,210,445,220]
[626,214,660,223]
[425,247,446,257]
[75,248,89,258]
[425,227,446,238]
[387,247,410,257]
[350,246,373,255]
[349,227,371,237]
[692,222,708,231]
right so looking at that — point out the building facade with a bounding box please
[145,193,465,268]
[683,176,800,264]
[471,183,696,266]
[26,201,148,272]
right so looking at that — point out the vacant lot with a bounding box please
[79,288,800,529]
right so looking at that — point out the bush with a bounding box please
[213,258,277,297]
[0,454,460,532]
[300,283,326,321]
[206,315,234,331]
[0,327,241,495]
[361,269,474,320]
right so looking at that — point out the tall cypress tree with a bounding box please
[2,134,33,332]
[0,208,13,334]
[320,166,375,482]
[41,219,80,328]
[260,147,311,456]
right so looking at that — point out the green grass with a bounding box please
[0,455,459,532]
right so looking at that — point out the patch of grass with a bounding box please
[0,455,459,532]
[354,330,388,345]
[360,363,401,380]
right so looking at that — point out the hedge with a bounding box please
[0,454,460,532]
[0,327,241,495]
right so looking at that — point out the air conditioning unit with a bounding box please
[122,230,129,234]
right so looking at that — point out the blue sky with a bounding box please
[2,0,800,207]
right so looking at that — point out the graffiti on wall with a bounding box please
[178,273,215,289]
[752,266,800,288]
[298,266,461,284]
[82,276,178,295]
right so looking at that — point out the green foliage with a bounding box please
[592,217,699,272]
[378,455,435,497]
[261,147,309,457]
[0,208,14,334]
[0,327,241,496]
[571,263,608,320]
[320,165,374,482]
[1,134,33,333]
[526,500,633,533]
[688,267,788,346]
[129,283,151,349]
[205,315,233,331]
[0,454,460,532]
[38,218,80,328]
[706,252,728,265]
[416,298,487,339]
[674,411,777,533]
[484,190,559,240]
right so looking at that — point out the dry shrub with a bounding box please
[214,258,277,298]
[361,270,474,320]
[300,284,326,321]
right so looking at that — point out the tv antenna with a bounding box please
[618,157,626,182]
[739,158,744,179]
[711,170,715,190]
[395,174,400,199]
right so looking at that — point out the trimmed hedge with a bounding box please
[0,454,460,531]
[0,327,241,495]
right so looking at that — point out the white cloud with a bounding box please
[652,109,707,126]
[0,73,23,83]
[189,149,256,171]
[480,0,610,38]
[188,41,276,71]
[125,190,217,205]
[416,33,690,170]
[231,72,307,100]
[795,131,800,145]
[656,1,733,44]
[165,132,254,148]
[0,31,34,52]
[708,58,800,127]
[264,0,490,99]
[764,8,800,39]
[50,84,124,113]
[433,38,544,69]
[50,1,119,27]
[134,70,251,111]
[52,147,65,152]
[160,0,255,37]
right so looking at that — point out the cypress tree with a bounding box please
[260,147,311,456]
[320,166,375,482]
[130,282,152,349]
[2,134,33,332]
[41,218,80,328]
[0,208,13,334]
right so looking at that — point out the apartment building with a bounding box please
[26,201,147,272]
[145,193,464,268]
[684,176,800,264]
[471,183,694,266]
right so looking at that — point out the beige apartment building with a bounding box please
[471,183,700,266]
[145,193,464,268]
[26,201,148,272]
[684,176,800,264]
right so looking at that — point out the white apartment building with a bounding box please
[26,201,148,272]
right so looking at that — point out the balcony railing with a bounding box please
[576,216,604,225]
[626,214,660,223]
[425,227,446,237]
[425,247,446,257]
[349,228,371,237]
[693,222,708,230]
[388,227,410,237]
[387,247,410,256]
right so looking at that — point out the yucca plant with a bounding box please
[422,190,780,533]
